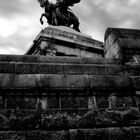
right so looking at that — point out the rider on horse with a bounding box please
[38,0,81,32]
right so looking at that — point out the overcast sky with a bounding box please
[0,0,140,54]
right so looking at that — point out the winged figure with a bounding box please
[38,0,81,32]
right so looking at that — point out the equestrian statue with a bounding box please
[37,0,81,32]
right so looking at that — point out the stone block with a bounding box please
[6,96,37,110]
[26,131,40,140]
[0,74,133,91]
[27,131,69,140]
[88,96,97,109]
[15,63,62,74]
[126,64,140,76]
[108,96,134,108]
[61,97,88,109]
[0,62,15,73]
[0,55,39,63]
[19,97,37,109]
[0,131,26,140]
[0,55,122,65]
[48,97,60,109]
[26,26,104,57]
[0,110,40,129]
[94,91,135,97]
[0,96,5,109]
[69,128,129,140]
[15,63,109,75]
[107,65,123,75]
[96,97,109,108]
[132,76,140,90]
[6,97,19,109]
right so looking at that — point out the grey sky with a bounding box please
[0,0,140,54]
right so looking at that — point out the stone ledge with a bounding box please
[0,55,122,64]
[0,74,133,91]
[0,62,123,75]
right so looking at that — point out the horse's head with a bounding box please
[38,0,50,7]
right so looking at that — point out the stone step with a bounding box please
[0,55,122,64]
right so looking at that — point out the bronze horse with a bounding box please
[38,0,80,32]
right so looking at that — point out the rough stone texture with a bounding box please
[0,74,133,91]
[26,26,104,58]
[0,108,139,130]
[105,28,140,62]
[0,128,139,140]
[0,54,140,139]
[0,131,26,140]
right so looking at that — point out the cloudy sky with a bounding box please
[0,0,140,54]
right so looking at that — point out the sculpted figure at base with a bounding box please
[37,0,81,32]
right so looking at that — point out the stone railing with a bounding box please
[0,55,140,139]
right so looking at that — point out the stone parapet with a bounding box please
[105,28,140,63]
[0,55,140,139]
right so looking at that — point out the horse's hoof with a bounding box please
[40,21,44,25]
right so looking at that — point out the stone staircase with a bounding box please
[0,55,140,139]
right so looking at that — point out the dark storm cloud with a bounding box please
[0,0,140,54]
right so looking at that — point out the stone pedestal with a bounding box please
[105,28,140,62]
[26,26,104,57]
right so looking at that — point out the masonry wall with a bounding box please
[104,28,140,62]
[0,55,140,139]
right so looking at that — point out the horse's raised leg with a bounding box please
[73,18,80,32]
[69,12,80,32]
[40,13,45,25]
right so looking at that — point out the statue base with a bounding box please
[26,26,104,57]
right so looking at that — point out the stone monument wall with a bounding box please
[0,55,140,139]
[105,28,140,63]
[26,26,104,58]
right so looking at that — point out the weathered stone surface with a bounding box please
[107,65,124,75]
[0,74,133,91]
[15,63,110,75]
[0,55,122,64]
[61,97,88,109]
[126,64,140,76]
[0,62,124,75]
[132,76,140,90]
[105,28,140,62]
[0,131,26,140]
[0,96,5,109]
[108,96,134,108]
[0,110,40,130]
[47,97,60,109]
[0,62,15,73]
[96,97,109,108]
[27,130,69,140]
[69,127,137,140]
[0,128,139,140]
[41,108,140,129]
[26,26,104,57]
[0,108,139,130]
[0,53,139,139]
[19,97,37,109]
